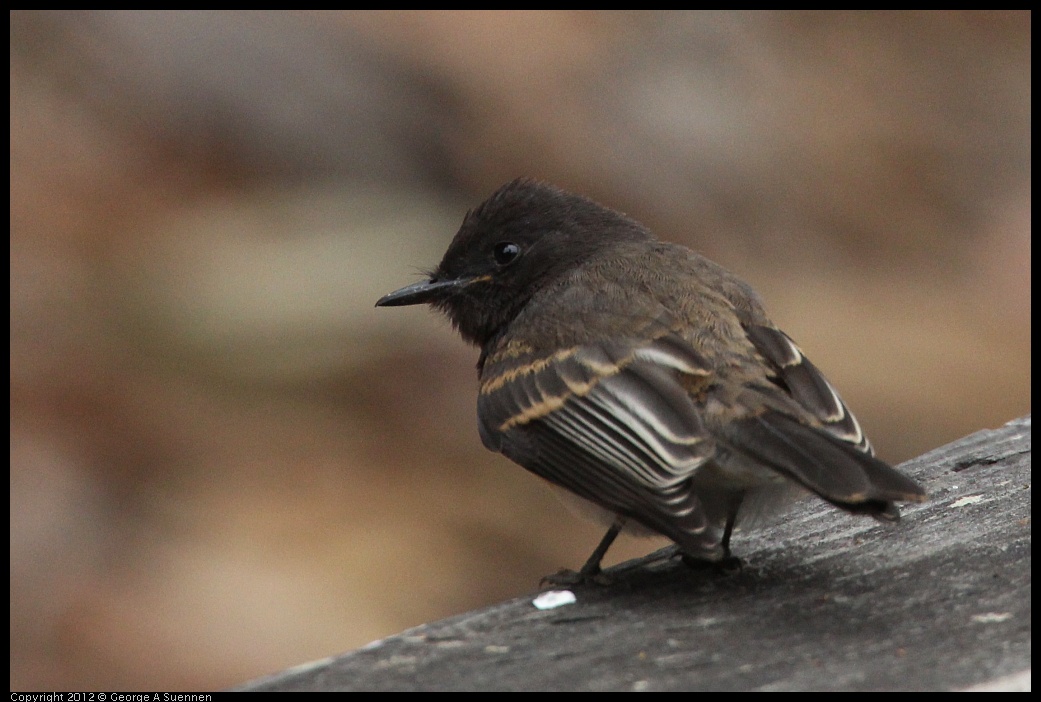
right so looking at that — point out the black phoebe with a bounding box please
[376,178,927,580]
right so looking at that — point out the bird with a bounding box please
[376,178,927,581]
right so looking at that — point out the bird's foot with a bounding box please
[540,566,614,589]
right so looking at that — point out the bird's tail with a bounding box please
[722,411,927,520]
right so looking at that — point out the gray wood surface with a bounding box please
[238,415,1031,691]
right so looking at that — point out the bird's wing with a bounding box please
[726,324,927,515]
[743,324,873,454]
[478,332,724,557]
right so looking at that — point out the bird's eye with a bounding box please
[493,242,521,266]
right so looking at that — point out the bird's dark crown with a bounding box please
[429,179,653,346]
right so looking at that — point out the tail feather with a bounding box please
[722,411,926,518]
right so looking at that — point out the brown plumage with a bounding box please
[377,178,927,578]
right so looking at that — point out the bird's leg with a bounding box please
[578,519,624,578]
[541,518,624,587]
[682,496,744,573]
[717,505,744,572]
[721,508,737,559]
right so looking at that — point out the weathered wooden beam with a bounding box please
[238,415,1031,691]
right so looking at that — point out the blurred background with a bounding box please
[10,10,1030,691]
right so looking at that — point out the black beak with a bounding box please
[375,277,471,307]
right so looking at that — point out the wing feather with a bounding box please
[478,332,721,556]
[744,324,872,453]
